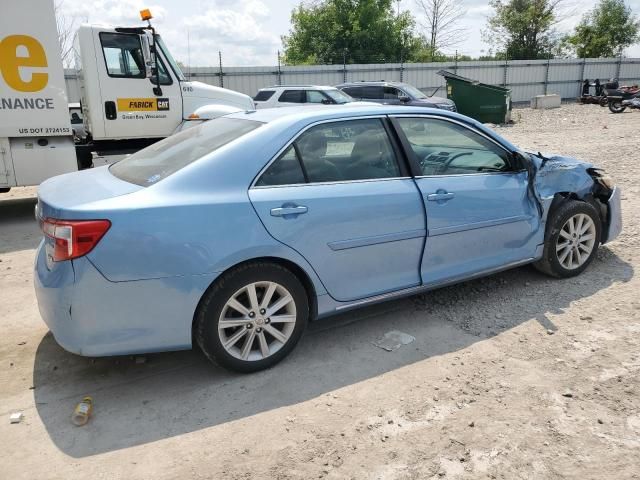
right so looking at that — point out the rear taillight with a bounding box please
[40,218,111,262]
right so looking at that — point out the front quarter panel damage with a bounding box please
[530,153,620,244]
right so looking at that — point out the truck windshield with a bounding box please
[156,35,185,81]
[110,118,261,186]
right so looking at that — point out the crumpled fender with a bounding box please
[531,154,596,202]
[528,153,596,219]
[528,152,617,242]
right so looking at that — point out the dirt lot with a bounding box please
[1,103,639,479]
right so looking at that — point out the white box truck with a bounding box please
[0,0,254,191]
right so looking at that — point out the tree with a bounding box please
[565,0,639,58]
[282,0,424,64]
[54,0,82,68]
[415,0,467,59]
[483,0,565,59]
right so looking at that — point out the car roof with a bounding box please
[159,104,519,194]
[259,85,338,91]
[228,105,470,129]
[336,81,409,87]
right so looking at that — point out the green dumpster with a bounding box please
[437,70,512,124]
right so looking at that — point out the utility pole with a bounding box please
[342,49,347,83]
[277,50,282,85]
[218,51,223,88]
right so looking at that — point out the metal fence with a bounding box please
[64,57,640,104]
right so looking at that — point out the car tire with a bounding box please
[534,200,601,278]
[195,261,309,373]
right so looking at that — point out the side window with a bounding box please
[69,111,83,124]
[100,33,145,78]
[296,119,401,182]
[362,86,384,99]
[307,90,327,104]
[254,90,276,101]
[256,145,305,186]
[383,86,401,99]
[278,90,305,103]
[341,87,362,98]
[156,57,172,85]
[395,118,511,176]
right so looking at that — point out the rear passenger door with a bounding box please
[361,86,384,103]
[277,90,305,107]
[249,117,426,302]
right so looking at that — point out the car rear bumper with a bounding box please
[603,186,622,244]
[34,242,220,357]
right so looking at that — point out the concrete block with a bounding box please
[530,94,561,109]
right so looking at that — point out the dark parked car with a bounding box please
[336,81,456,111]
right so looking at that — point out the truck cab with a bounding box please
[75,25,253,143]
[0,0,254,190]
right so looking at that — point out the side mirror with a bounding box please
[398,95,411,103]
[321,99,332,105]
[140,33,154,79]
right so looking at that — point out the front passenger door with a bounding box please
[393,116,540,286]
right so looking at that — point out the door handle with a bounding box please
[104,101,116,120]
[427,192,455,202]
[270,205,308,217]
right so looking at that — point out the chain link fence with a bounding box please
[65,54,640,104]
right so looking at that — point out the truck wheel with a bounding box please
[195,262,309,373]
[534,200,601,278]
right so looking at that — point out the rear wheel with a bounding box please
[195,262,309,372]
[534,200,601,278]
[608,100,627,113]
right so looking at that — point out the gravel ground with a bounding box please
[0,103,639,479]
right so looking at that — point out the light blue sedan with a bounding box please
[34,106,622,372]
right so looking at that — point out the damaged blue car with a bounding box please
[34,106,622,372]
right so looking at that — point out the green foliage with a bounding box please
[484,0,562,59]
[565,0,639,57]
[282,0,425,64]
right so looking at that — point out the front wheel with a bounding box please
[608,100,627,113]
[195,262,309,372]
[534,200,601,278]
[599,96,608,107]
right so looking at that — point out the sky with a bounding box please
[58,0,640,67]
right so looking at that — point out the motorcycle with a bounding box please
[607,86,640,113]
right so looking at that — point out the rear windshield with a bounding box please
[254,90,275,101]
[110,117,261,186]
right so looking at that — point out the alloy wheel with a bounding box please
[556,213,596,270]
[218,281,297,361]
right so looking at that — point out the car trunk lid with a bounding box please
[37,166,142,220]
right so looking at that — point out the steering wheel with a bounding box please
[419,152,443,169]
[420,151,472,170]
[442,152,473,168]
